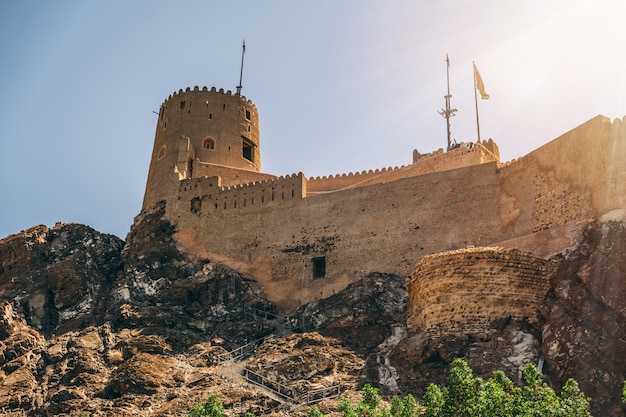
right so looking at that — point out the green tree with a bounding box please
[337,397,359,417]
[559,378,592,417]
[389,393,420,417]
[421,383,445,417]
[187,394,225,417]
[476,370,519,416]
[308,404,326,417]
[361,384,382,409]
[338,384,390,417]
[519,363,561,416]
[441,358,482,417]
[418,360,592,417]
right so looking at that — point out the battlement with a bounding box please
[178,172,306,215]
[306,141,498,194]
[144,82,626,312]
[161,86,257,109]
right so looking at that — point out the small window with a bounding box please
[203,138,215,150]
[209,113,213,120]
[179,101,186,110]
[157,145,166,160]
[245,109,251,120]
[190,197,201,215]
[242,137,255,162]
[312,256,326,279]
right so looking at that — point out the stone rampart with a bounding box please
[306,166,406,195]
[306,142,498,194]
[177,172,306,215]
[174,162,502,310]
[498,115,626,250]
[144,83,626,313]
[406,247,555,336]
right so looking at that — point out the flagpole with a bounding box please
[473,61,481,143]
[439,54,457,151]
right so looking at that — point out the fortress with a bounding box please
[142,86,626,311]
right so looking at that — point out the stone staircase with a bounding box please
[217,308,342,407]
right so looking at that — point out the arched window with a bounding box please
[157,145,166,160]
[203,138,215,150]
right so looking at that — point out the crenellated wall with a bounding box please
[173,162,502,310]
[143,86,261,210]
[306,141,498,195]
[406,247,555,336]
[495,115,626,257]
[142,84,626,311]
[178,173,306,214]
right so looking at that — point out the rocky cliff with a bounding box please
[1,204,626,416]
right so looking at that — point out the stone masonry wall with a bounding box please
[173,162,502,310]
[406,247,555,336]
[157,113,625,311]
[306,142,497,194]
[499,115,626,238]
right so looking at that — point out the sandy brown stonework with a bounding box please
[141,86,626,311]
[406,247,555,336]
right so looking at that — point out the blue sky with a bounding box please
[1,1,625,239]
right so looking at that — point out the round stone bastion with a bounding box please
[406,247,555,336]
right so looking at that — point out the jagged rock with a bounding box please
[0,223,124,336]
[106,352,171,396]
[541,220,626,416]
[246,332,364,397]
[296,272,406,353]
[1,207,626,415]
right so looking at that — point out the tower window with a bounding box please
[209,113,213,120]
[312,256,326,279]
[179,101,186,110]
[203,138,215,150]
[245,109,251,120]
[242,137,255,162]
[157,145,166,161]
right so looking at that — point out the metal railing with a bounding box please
[217,306,341,406]
[222,362,341,405]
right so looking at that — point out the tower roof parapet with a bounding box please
[161,86,256,108]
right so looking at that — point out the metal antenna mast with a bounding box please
[438,54,457,151]
[236,40,246,95]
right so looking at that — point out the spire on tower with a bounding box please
[236,40,246,95]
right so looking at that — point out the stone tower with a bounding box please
[143,86,260,210]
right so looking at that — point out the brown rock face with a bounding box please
[1,203,626,415]
[541,220,626,417]
[245,332,364,398]
[0,222,124,335]
[0,302,45,410]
